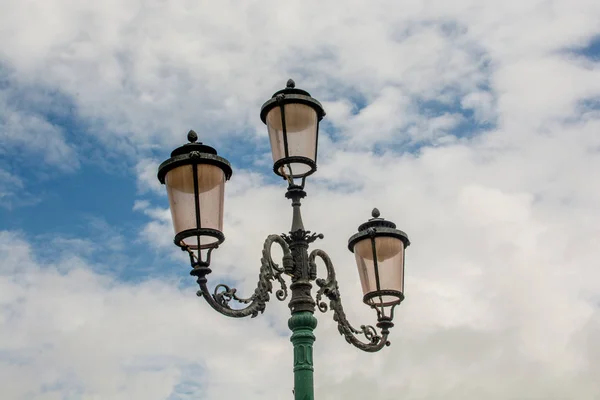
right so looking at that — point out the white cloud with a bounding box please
[0,99,78,171]
[461,90,496,123]
[0,231,295,399]
[0,168,42,210]
[8,0,595,153]
[135,158,163,195]
[0,168,24,209]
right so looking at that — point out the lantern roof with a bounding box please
[259,79,326,124]
[157,130,232,184]
[347,209,410,252]
[169,130,218,157]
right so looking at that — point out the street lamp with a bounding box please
[158,79,410,400]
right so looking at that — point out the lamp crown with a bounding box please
[286,78,296,88]
[357,209,397,231]
[348,209,410,252]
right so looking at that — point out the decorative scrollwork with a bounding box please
[309,249,391,353]
[281,230,324,245]
[214,284,253,306]
[195,235,291,318]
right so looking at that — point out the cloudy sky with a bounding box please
[1,0,600,399]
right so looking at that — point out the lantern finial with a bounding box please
[371,208,380,219]
[187,130,198,143]
[286,78,295,88]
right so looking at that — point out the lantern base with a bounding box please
[273,156,317,179]
[363,290,405,308]
[174,228,225,250]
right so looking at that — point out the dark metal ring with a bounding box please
[363,290,405,307]
[273,156,317,179]
[174,228,225,250]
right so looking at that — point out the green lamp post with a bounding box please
[157,79,410,400]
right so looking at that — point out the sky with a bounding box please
[1,0,600,399]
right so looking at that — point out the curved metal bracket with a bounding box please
[309,249,391,352]
[195,235,292,318]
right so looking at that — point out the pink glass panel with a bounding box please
[165,164,225,249]
[266,103,318,177]
[354,236,404,306]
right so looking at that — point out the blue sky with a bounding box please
[2,1,600,399]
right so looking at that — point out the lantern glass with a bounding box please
[165,163,225,249]
[266,103,318,177]
[353,236,405,306]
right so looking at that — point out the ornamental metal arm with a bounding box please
[310,249,391,353]
[193,234,291,318]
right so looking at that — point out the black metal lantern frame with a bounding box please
[260,79,326,181]
[158,130,232,267]
[347,209,410,325]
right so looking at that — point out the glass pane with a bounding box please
[165,164,225,249]
[266,103,317,176]
[354,236,404,305]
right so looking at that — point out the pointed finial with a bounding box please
[371,208,380,219]
[286,78,295,88]
[187,130,198,143]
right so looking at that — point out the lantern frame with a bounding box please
[348,209,410,308]
[157,130,232,252]
[260,79,326,179]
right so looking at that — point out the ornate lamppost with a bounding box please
[157,79,410,400]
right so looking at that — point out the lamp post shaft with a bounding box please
[284,185,320,399]
[289,311,317,400]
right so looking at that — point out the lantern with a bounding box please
[348,209,410,315]
[260,79,326,180]
[157,130,232,252]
